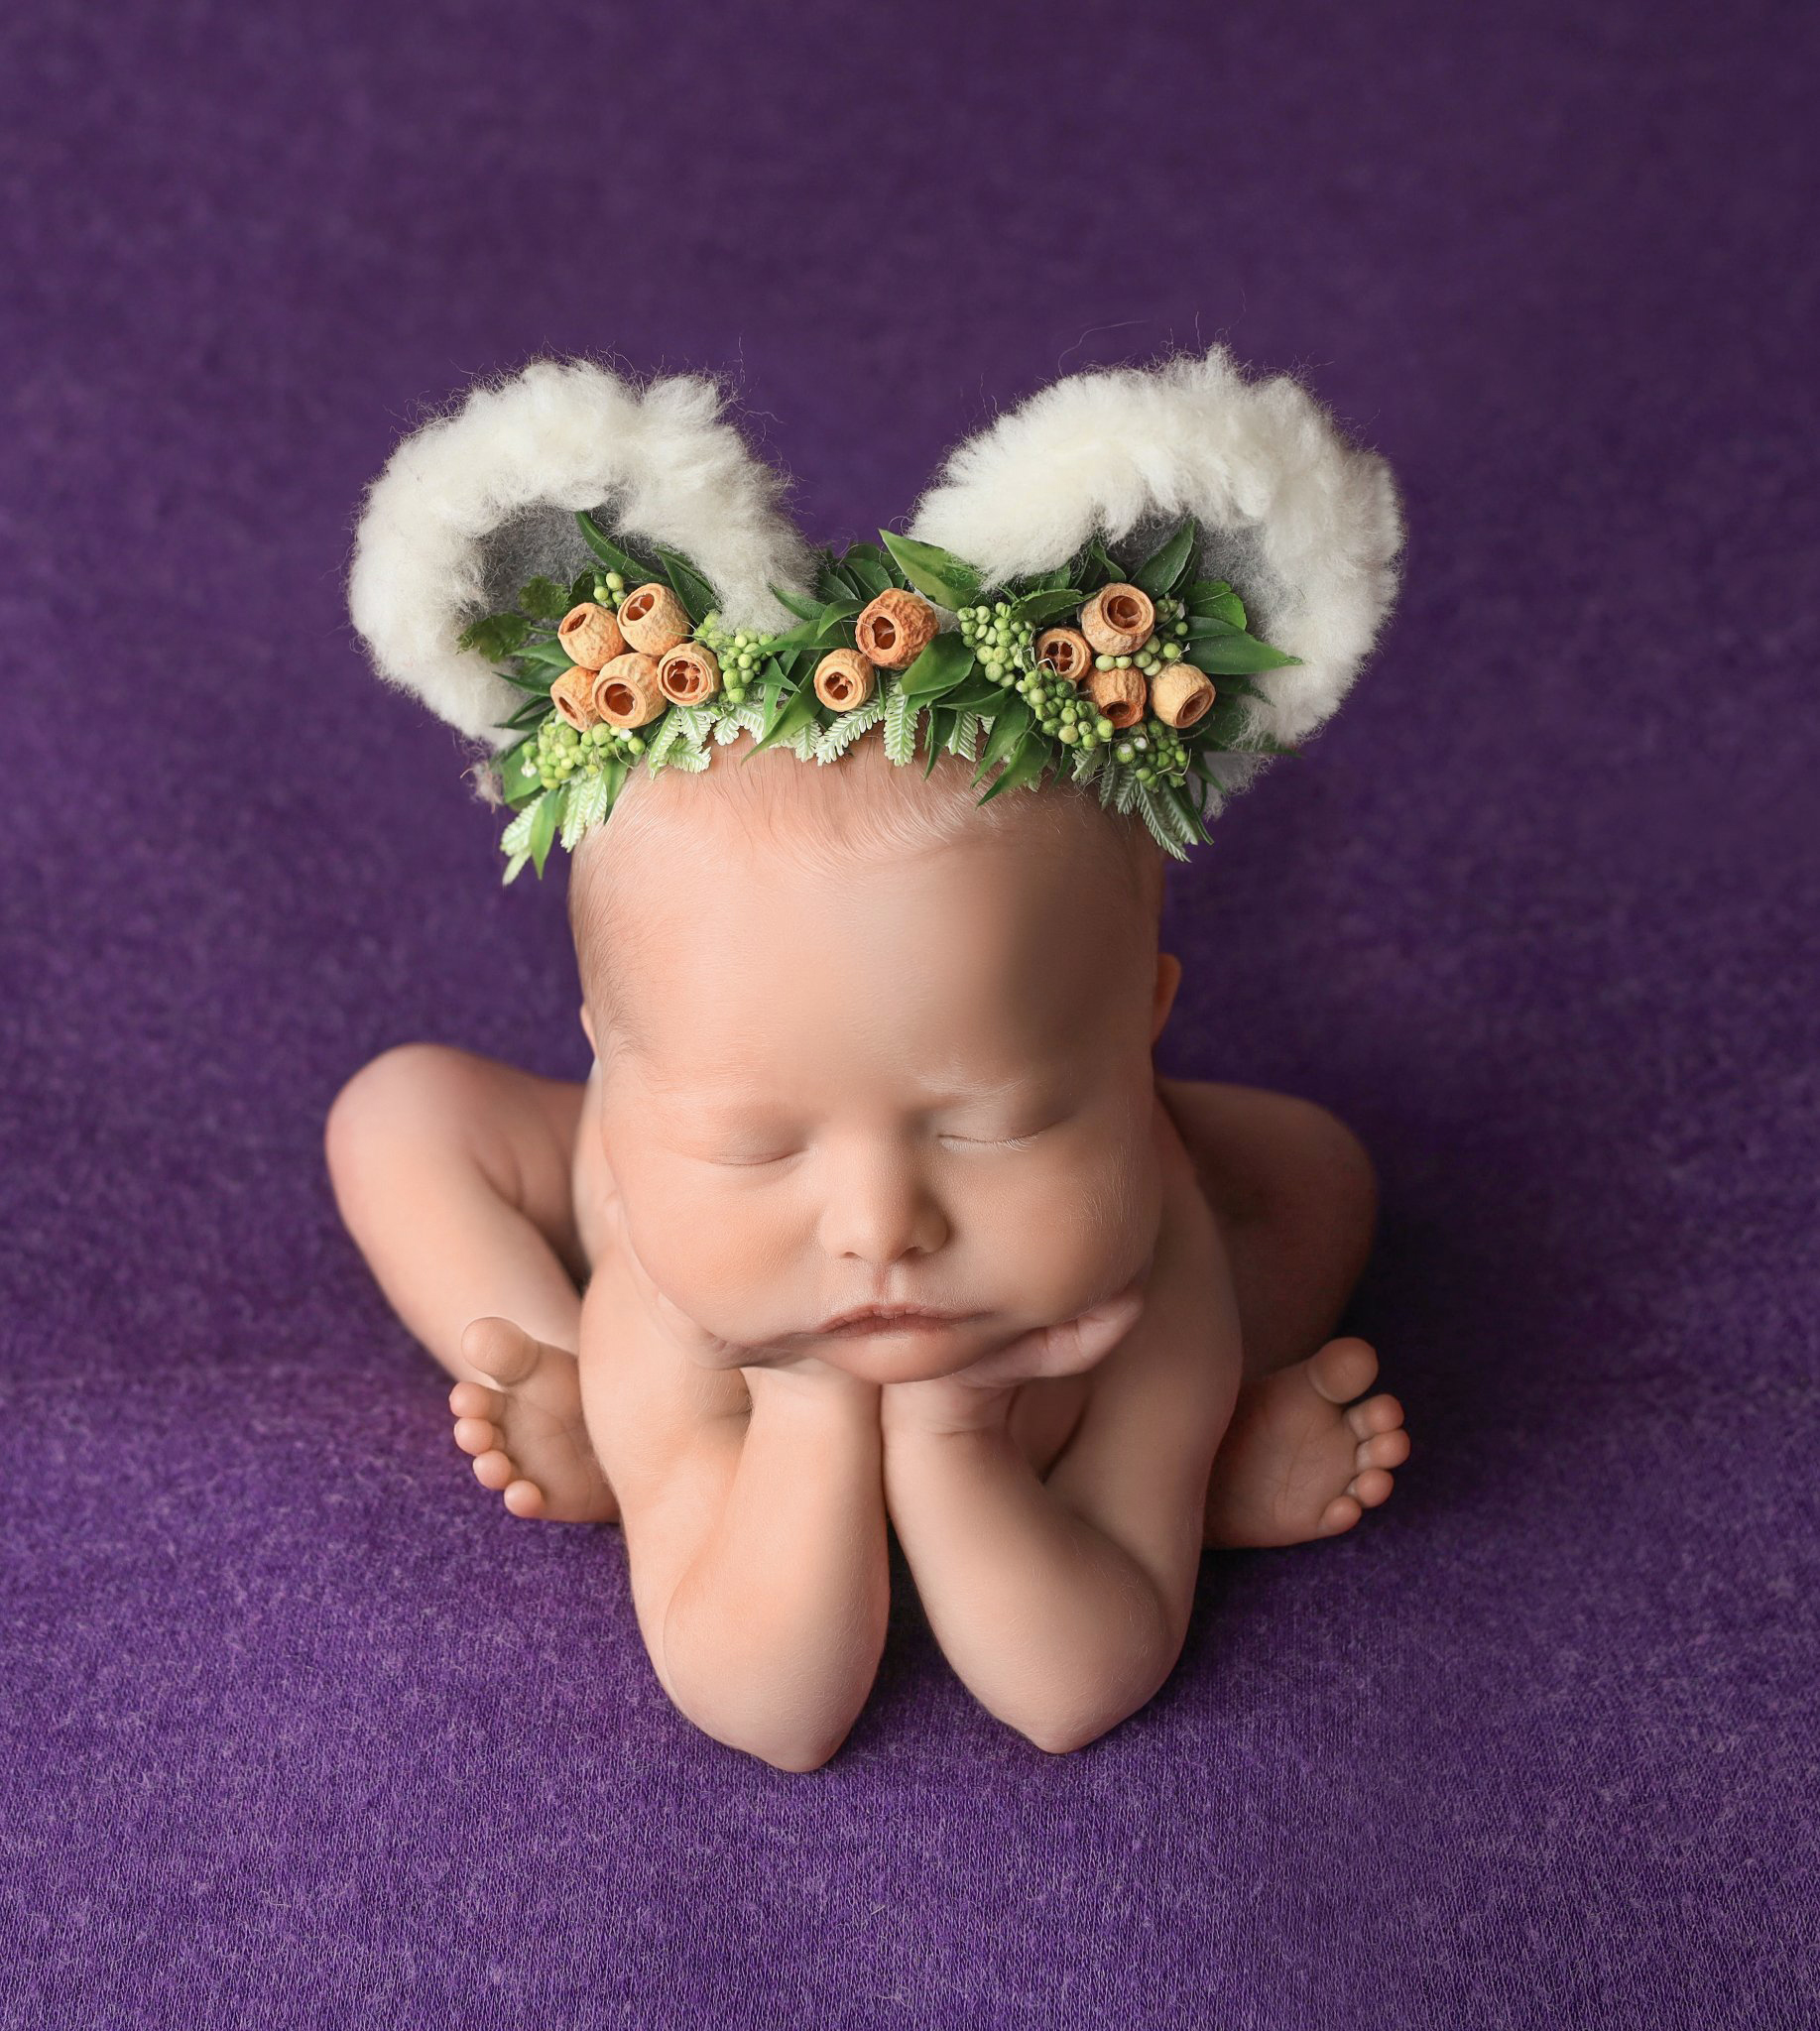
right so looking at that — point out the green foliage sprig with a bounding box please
[458,510,1301,883]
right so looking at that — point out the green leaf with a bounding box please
[899,632,975,701]
[811,548,848,604]
[941,676,1014,714]
[569,568,600,608]
[518,575,570,622]
[767,599,862,654]
[1186,580,1247,628]
[1182,631,1300,675]
[653,545,717,627]
[839,549,893,599]
[501,847,532,887]
[1010,586,1083,630]
[528,785,563,878]
[496,740,543,808]
[747,682,819,758]
[457,612,530,659]
[879,531,981,611]
[515,639,576,670]
[1080,537,1126,590]
[1134,519,1197,599]
[971,696,1032,782]
[769,581,823,624]
[574,511,661,586]
[503,696,554,731]
[977,733,1051,804]
[921,705,958,776]
[495,665,558,697]
[1159,780,1214,844]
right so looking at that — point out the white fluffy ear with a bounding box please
[906,346,1403,773]
[347,357,813,747]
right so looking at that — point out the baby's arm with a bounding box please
[580,1265,891,1773]
[881,1108,1240,1753]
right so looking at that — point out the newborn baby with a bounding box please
[325,728,1407,1769]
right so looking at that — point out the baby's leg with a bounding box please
[1157,1080,1409,1547]
[325,1044,615,1521]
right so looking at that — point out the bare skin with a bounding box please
[324,738,1409,1762]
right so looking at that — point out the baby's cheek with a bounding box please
[959,1135,1157,1320]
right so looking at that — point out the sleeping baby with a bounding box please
[326,347,1409,1769]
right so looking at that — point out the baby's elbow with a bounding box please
[693,1701,858,1774]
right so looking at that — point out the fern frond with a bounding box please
[947,710,981,760]
[501,847,532,886]
[500,801,538,856]
[883,684,919,765]
[814,697,885,763]
[1138,785,1192,861]
[644,713,684,773]
[560,771,611,849]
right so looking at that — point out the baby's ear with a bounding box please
[579,1003,598,1058]
[905,346,1404,814]
[346,357,814,748]
[1151,952,1183,1044]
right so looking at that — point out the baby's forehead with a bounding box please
[569,736,1159,1036]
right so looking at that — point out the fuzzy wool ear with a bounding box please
[906,346,1403,786]
[347,357,814,747]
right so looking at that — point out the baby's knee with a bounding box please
[324,1042,482,1177]
[1275,1096,1378,1233]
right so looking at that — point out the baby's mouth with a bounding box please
[814,1304,982,1338]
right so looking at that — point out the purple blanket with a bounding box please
[3,2,1814,2025]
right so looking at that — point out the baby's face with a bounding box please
[584,767,1171,1383]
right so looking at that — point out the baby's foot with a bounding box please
[1203,1338,1407,1549]
[448,1316,618,1523]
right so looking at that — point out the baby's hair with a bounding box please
[568,730,1164,1051]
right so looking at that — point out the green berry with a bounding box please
[1174,621,1188,637]
[1115,656,1132,669]
[626,735,645,754]
[605,571,625,592]
[1059,725,1079,745]
[1162,643,1182,661]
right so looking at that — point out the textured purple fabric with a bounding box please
[3,1,1815,2025]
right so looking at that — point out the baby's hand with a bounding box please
[879,1285,1145,1438]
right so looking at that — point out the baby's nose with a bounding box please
[815,1153,949,1264]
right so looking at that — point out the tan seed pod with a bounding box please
[854,587,939,669]
[1086,666,1147,730]
[657,642,723,707]
[549,663,604,731]
[1033,626,1094,684]
[556,601,625,670]
[1079,582,1156,657]
[1150,662,1216,729]
[617,582,691,657]
[813,648,878,711]
[592,653,666,729]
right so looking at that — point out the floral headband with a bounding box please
[348,348,1403,876]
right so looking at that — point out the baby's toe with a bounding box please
[1347,1466,1395,1508]
[448,1379,505,1421]
[472,1448,518,1493]
[502,1479,546,1519]
[1318,1493,1363,1537]
[452,1416,499,1458]
[1357,1428,1411,1472]
[461,1316,542,1388]
[1308,1338,1379,1405]
[1345,1392,1404,1440]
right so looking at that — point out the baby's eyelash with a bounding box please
[937,1129,1043,1151]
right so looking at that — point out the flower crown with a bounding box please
[347,349,1403,878]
